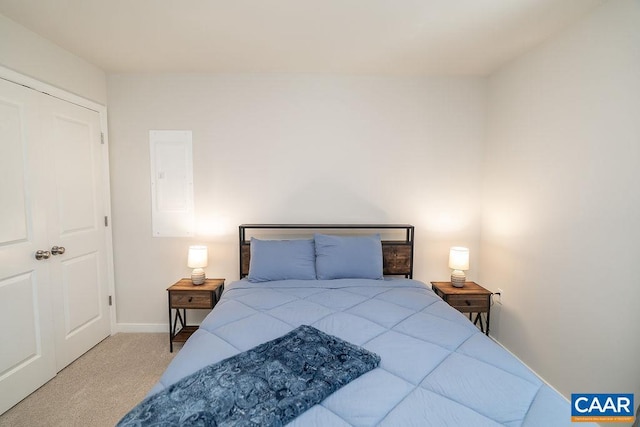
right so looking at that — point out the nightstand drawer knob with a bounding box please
[465,300,471,305]
[188,297,193,302]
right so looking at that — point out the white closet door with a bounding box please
[0,76,112,413]
[40,95,111,371]
[0,79,56,413]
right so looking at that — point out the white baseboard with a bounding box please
[115,323,169,333]
[488,333,569,403]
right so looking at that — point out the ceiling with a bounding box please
[0,0,605,75]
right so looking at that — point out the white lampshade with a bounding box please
[188,245,208,268]
[449,247,469,271]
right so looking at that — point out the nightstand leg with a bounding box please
[486,307,490,336]
[174,310,184,331]
[169,309,187,352]
[473,313,486,334]
[168,294,173,352]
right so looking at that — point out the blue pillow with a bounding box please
[314,233,384,280]
[248,238,317,282]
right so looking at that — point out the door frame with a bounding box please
[0,65,117,335]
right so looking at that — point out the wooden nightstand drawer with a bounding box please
[170,291,212,308]
[447,294,489,312]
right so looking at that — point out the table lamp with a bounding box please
[449,247,469,288]
[188,245,208,285]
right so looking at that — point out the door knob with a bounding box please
[35,250,51,260]
[51,246,66,255]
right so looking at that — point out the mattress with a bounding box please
[150,278,585,426]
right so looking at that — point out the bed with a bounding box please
[127,224,586,426]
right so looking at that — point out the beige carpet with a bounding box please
[0,333,176,427]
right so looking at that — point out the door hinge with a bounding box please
[104,216,108,227]
[108,295,113,306]
[100,132,105,144]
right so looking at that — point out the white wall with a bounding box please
[107,74,486,328]
[481,0,640,401]
[0,14,107,104]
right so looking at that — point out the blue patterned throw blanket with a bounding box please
[118,325,380,426]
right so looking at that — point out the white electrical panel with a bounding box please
[149,130,194,237]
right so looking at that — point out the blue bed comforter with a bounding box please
[119,325,379,426]
[149,278,591,426]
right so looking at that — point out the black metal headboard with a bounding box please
[239,224,415,279]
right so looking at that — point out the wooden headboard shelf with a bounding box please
[239,224,415,279]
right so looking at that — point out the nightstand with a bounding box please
[430,281,491,335]
[167,278,225,352]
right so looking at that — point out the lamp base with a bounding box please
[191,268,206,285]
[451,270,466,288]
